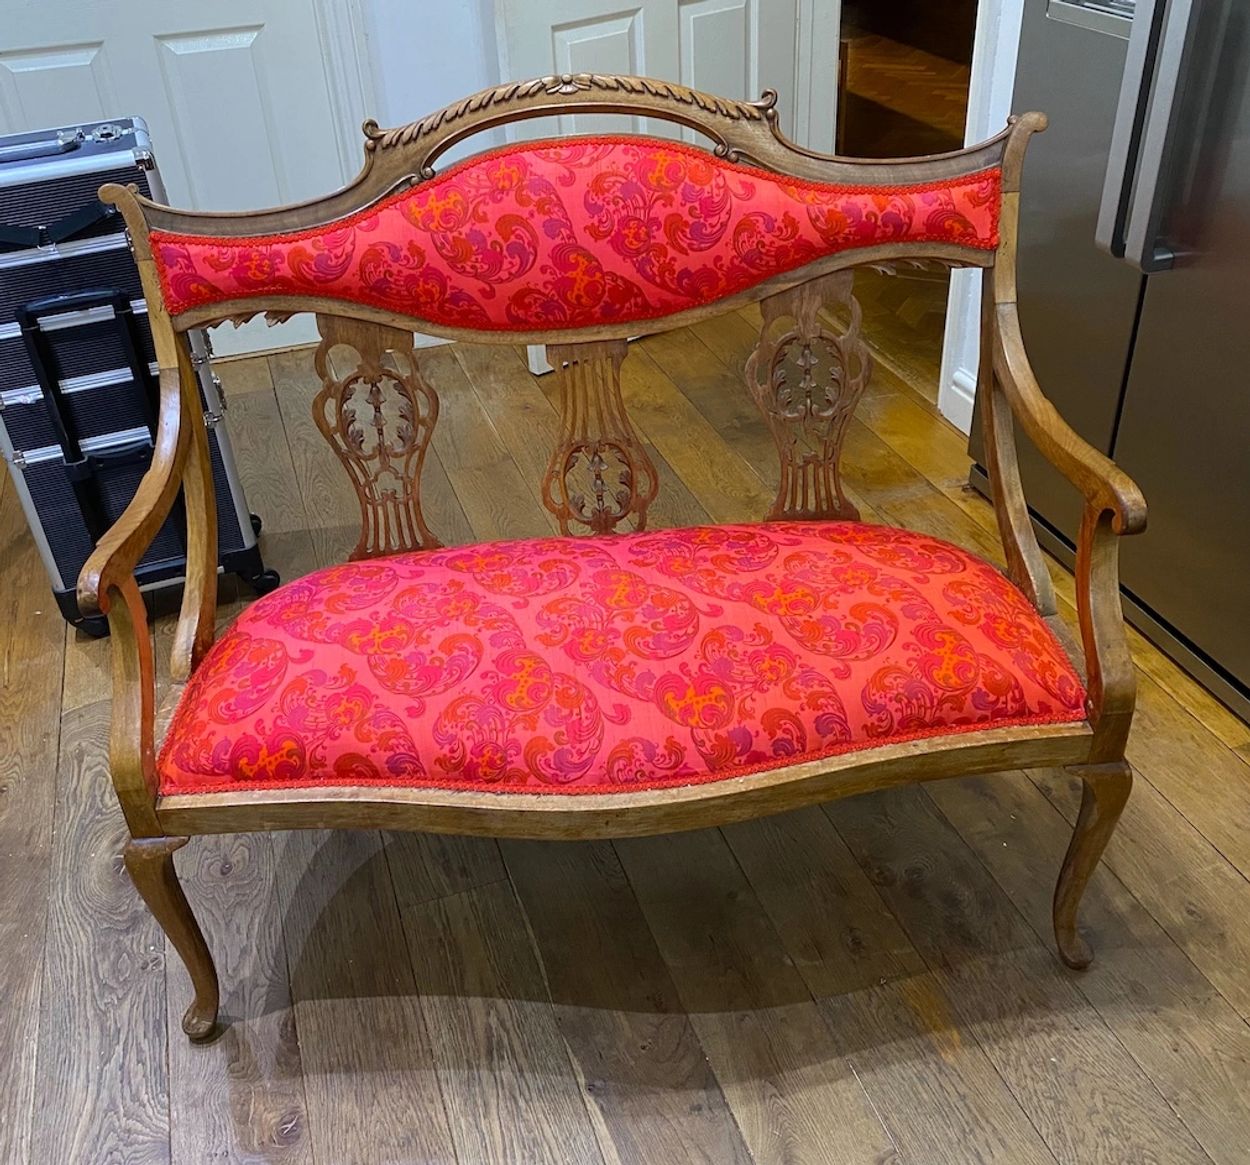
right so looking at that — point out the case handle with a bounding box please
[0,129,83,165]
[1095,0,1198,272]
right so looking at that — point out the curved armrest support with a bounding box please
[992,302,1146,534]
[989,300,1145,762]
[75,364,190,838]
[77,366,189,617]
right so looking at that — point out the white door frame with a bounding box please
[794,0,840,154]
[936,0,1026,432]
[311,0,376,183]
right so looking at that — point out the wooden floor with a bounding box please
[5,300,1250,1164]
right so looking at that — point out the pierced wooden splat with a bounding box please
[746,271,872,522]
[542,339,659,535]
[313,314,441,558]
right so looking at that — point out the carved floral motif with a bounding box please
[542,340,658,535]
[746,271,872,522]
[313,315,440,558]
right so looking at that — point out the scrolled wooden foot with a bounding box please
[123,836,220,1041]
[1052,761,1132,970]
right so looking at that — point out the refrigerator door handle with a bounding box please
[1095,0,1196,272]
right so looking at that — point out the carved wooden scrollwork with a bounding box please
[541,340,658,536]
[313,314,441,558]
[745,271,873,522]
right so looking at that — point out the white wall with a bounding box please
[936,0,1026,433]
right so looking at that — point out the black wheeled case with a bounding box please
[0,116,277,635]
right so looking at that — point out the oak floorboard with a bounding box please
[1031,767,1250,1022]
[928,769,1250,1165]
[827,785,1213,1165]
[723,807,1056,1165]
[61,622,114,713]
[167,835,312,1165]
[621,345,775,524]
[152,372,317,1165]
[273,830,457,1164]
[385,829,506,908]
[222,374,324,582]
[616,828,901,1165]
[420,344,557,543]
[503,838,755,1165]
[31,702,170,1164]
[0,468,65,1164]
[397,874,606,1165]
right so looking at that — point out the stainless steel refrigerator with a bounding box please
[969,0,1250,718]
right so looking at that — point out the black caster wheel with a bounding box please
[243,568,281,596]
[75,615,110,638]
[250,512,263,537]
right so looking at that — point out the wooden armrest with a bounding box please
[77,366,190,616]
[992,301,1146,535]
[985,300,1145,762]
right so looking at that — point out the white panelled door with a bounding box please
[0,0,370,354]
[494,0,839,149]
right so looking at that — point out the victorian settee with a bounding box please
[80,75,1145,1041]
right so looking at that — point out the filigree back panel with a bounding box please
[313,315,440,558]
[542,339,658,535]
[746,271,872,522]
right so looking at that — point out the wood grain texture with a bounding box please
[397,876,606,1165]
[154,723,1093,839]
[1031,766,1250,1022]
[827,785,1211,1164]
[930,770,1250,1165]
[616,828,900,1164]
[420,344,557,542]
[0,469,64,1164]
[31,703,170,1163]
[543,339,659,534]
[503,839,754,1165]
[722,807,1057,1164]
[746,271,872,521]
[272,829,456,1164]
[166,834,311,1164]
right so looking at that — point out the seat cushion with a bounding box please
[157,522,1086,796]
[149,135,1000,333]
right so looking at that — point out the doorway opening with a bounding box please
[835,2,978,402]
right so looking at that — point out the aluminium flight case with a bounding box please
[0,116,277,636]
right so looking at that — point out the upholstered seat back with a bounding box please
[148,136,1001,334]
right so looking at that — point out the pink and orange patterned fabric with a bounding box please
[157,522,1085,796]
[149,136,1001,331]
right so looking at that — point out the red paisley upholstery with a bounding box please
[149,136,1000,331]
[158,522,1085,796]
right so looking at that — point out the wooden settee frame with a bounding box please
[78,75,1146,1042]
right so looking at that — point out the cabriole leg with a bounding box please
[1052,761,1132,970]
[123,836,220,1041]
